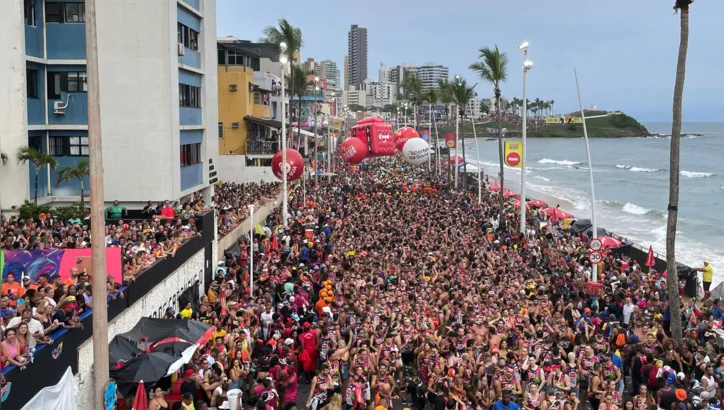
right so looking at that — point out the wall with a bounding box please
[75,248,206,410]
[46,23,86,60]
[0,0,31,211]
[26,62,46,124]
[217,65,253,154]
[180,163,203,190]
[215,155,277,184]
[217,189,284,258]
[196,0,219,200]
[24,0,43,57]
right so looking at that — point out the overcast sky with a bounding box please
[217,0,724,122]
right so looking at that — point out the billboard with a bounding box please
[504,140,523,168]
[1,248,123,282]
[546,115,583,124]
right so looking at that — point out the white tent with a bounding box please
[22,367,77,410]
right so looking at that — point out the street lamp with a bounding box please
[279,42,289,228]
[454,75,461,189]
[313,76,320,183]
[519,41,533,235]
[248,204,255,294]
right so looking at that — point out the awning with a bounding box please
[294,129,315,137]
[244,116,282,130]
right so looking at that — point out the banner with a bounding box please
[546,115,583,124]
[1,248,122,282]
[504,140,523,168]
[444,132,456,148]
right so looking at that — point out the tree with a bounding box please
[470,46,508,227]
[438,79,454,183]
[0,152,8,165]
[447,77,477,191]
[666,0,693,344]
[401,74,424,129]
[348,104,365,112]
[16,146,58,205]
[56,160,90,209]
[261,19,303,148]
[285,65,314,149]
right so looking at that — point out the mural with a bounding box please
[1,248,122,281]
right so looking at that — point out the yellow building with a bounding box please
[217,43,278,156]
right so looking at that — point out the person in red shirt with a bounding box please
[299,322,318,383]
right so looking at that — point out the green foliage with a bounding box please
[53,202,85,223]
[609,113,644,130]
[347,104,365,112]
[18,200,51,220]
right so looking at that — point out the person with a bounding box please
[494,390,520,410]
[104,200,127,220]
[171,392,195,410]
[148,386,169,410]
[693,261,714,293]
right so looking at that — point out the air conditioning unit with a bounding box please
[229,84,238,92]
[177,43,185,56]
[231,122,240,128]
[53,100,68,115]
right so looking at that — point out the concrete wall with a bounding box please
[215,155,277,183]
[0,0,31,211]
[75,248,206,410]
[217,190,284,258]
[217,65,253,154]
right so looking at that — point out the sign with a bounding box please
[590,239,602,251]
[589,251,602,264]
[504,141,523,168]
[445,132,456,148]
[546,115,583,124]
[1,248,122,282]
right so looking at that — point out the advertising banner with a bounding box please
[546,115,583,124]
[504,140,523,168]
[444,132,456,148]
[1,248,122,281]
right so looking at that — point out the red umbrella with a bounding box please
[528,199,548,208]
[540,207,574,222]
[449,155,464,164]
[503,191,519,199]
[595,235,623,249]
[512,199,530,208]
[646,245,656,267]
[132,380,148,410]
[489,183,501,191]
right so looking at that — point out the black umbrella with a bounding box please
[118,318,212,346]
[570,219,607,237]
[110,351,178,397]
[108,335,142,365]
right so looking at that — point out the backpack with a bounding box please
[615,331,626,347]
[647,363,660,389]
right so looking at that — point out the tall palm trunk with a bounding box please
[298,96,303,153]
[80,181,85,210]
[34,168,39,205]
[666,1,690,343]
[461,111,468,191]
[496,90,505,227]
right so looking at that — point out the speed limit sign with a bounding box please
[590,239,602,251]
[589,251,602,264]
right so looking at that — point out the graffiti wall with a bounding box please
[1,248,122,281]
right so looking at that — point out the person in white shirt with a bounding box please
[7,308,45,336]
[623,297,635,328]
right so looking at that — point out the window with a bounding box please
[26,69,38,99]
[24,0,35,26]
[179,84,201,108]
[45,2,85,23]
[49,136,88,156]
[180,143,201,167]
[47,71,87,99]
[218,123,223,139]
[177,23,199,51]
[28,136,42,152]
[253,91,262,105]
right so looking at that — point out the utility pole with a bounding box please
[85,1,110,409]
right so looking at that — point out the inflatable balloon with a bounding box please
[393,127,420,152]
[339,138,368,164]
[402,138,431,165]
[449,154,464,165]
[272,149,304,181]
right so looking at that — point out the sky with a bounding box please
[217,0,724,122]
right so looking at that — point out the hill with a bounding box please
[432,111,649,138]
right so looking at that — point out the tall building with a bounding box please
[318,60,340,89]
[364,80,397,107]
[0,0,218,210]
[417,62,449,90]
[393,64,417,96]
[302,57,317,74]
[343,55,349,91]
[379,64,392,83]
[347,24,368,89]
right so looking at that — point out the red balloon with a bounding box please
[272,149,304,181]
[393,127,420,151]
[449,154,464,164]
[339,138,368,164]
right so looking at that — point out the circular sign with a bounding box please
[446,140,455,148]
[589,251,602,264]
[590,239,602,251]
[506,152,521,167]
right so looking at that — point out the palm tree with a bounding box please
[56,160,90,209]
[438,79,454,183]
[401,74,424,129]
[448,76,477,191]
[470,46,508,227]
[261,19,303,150]
[0,152,8,165]
[286,65,314,149]
[666,0,693,344]
[16,146,58,205]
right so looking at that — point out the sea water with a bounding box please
[464,122,724,285]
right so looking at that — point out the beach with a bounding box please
[461,122,724,284]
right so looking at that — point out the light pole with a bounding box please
[313,78,320,183]
[249,204,254,295]
[404,102,408,126]
[279,42,289,229]
[454,76,461,190]
[519,41,533,235]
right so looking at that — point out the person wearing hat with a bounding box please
[171,392,195,410]
[657,372,678,410]
[693,261,714,294]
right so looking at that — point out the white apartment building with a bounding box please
[318,60,341,89]
[364,80,396,107]
[417,62,449,90]
[378,64,392,83]
[343,87,366,108]
[0,0,218,210]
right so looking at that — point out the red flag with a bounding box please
[646,245,655,267]
[132,380,148,410]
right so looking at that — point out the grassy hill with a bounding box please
[432,111,649,138]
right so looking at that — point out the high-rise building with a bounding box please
[364,80,397,107]
[302,57,317,74]
[393,64,417,96]
[0,0,218,210]
[417,62,449,90]
[318,60,340,89]
[344,55,349,91]
[347,24,368,89]
[379,64,392,83]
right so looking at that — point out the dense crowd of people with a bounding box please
[138,158,719,410]
[215,181,282,237]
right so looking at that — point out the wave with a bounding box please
[534,175,551,182]
[681,170,715,178]
[599,200,667,218]
[538,158,582,166]
[616,164,631,169]
[622,203,653,215]
[616,164,663,172]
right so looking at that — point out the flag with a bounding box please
[646,246,655,268]
[132,380,148,410]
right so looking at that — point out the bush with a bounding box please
[53,202,84,223]
[18,201,51,220]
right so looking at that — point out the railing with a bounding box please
[1,211,215,409]
[247,140,279,155]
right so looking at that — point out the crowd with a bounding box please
[131,158,719,410]
[215,181,282,237]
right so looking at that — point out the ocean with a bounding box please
[464,122,724,285]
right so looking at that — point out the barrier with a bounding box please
[1,211,215,409]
